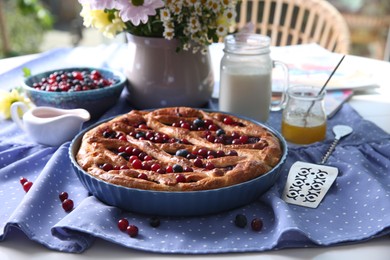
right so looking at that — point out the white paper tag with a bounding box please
[282,161,339,208]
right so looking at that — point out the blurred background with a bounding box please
[0,0,389,61]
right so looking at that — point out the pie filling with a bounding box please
[76,107,283,191]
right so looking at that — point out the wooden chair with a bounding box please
[235,0,350,54]
[342,13,390,60]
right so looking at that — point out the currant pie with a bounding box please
[76,107,283,191]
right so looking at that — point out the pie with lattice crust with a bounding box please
[76,107,283,191]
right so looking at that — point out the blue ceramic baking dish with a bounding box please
[69,111,288,216]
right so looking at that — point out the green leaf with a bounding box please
[22,67,31,78]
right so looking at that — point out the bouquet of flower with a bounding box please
[78,0,237,53]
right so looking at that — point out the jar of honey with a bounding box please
[281,85,327,144]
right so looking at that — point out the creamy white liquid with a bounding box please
[219,71,271,122]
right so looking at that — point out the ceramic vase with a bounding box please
[124,34,214,109]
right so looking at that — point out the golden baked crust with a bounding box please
[76,107,282,191]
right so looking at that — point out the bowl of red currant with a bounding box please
[23,67,127,119]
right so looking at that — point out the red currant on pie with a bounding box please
[76,107,282,192]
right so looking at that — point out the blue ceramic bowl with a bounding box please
[69,113,288,216]
[23,67,127,119]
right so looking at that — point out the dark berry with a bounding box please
[138,152,147,160]
[251,218,263,231]
[141,161,151,170]
[223,116,234,125]
[175,174,186,183]
[207,150,217,157]
[31,69,115,93]
[232,138,242,144]
[62,199,74,212]
[103,130,116,138]
[197,148,208,157]
[203,119,213,127]
[183,166,193,172]
[216,150,225,157]
[126,225,139,237]
[138,123,148,129]
[153,135,164,143]
[175,149,189,157]
[216,129,225,136]
[23,181,33,192]
[194,158,203,168]
[132,159,143,169]
[137,173,148,180]
[124,146,133,154]
[90,70,102,80]
[227,150,238,156]
[59,191,68,202]
[208,124,219,131]
[156,167,166,174]
[151,163,161,172]
[193,118,205,128]
[101,163,113,171]
[20,177,28,185]
[239,135,249,144]
[127,155,137,163]
[166,165,173,173]
[186,153,196,159]
[149,217,161,228]
[180,138,190,144]
[135,132,146,139]
[180,122,191,129]
[231,132,240,139]
[118,152,129,160]
[118,218,129,231]
[145,131,154,140]
[172,164,183,173]
[118,146,126,153]
[205,162,215,170]
[249,137,261,144]
[143,154,153,161]
[206,134,215,142]
[234,214,247,228]
[131,148,141,156]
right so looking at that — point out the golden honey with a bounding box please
[281,85,327,145]
[281,120,326,145]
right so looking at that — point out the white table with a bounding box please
[0,46,389,260]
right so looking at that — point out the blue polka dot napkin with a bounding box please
[1,44,389,253]
[1,96,389,254]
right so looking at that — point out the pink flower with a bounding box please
[115,0,164,26]
[78,0,118,10]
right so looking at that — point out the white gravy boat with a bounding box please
[11,102,90,146]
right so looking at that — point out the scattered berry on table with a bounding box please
[126,225,139,238]
[118,218,129,232]
[23,181,33,193]
[234,214,247,228]
[59,191,69,202]
[62,199,74,212]
[251,218,263,231]
[20,177,28,185]
[149,217,161,228]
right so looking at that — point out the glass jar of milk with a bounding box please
[219,33,286,122]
